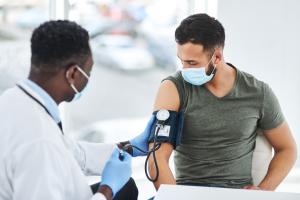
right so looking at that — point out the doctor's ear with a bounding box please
[65,65,78,84]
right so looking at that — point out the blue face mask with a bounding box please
[181,54,216,86]
[69,66,90,101]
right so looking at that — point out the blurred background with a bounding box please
[0,0,299,199]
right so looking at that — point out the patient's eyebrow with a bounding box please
[177,55,197,63]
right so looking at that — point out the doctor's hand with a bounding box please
[129,115,155,157]
[99,147,132,199]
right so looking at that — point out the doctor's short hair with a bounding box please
[175,13,225,54]
[30,20,91,72]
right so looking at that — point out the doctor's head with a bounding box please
[29,20,93,103]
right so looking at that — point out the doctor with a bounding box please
[0,20,153,200]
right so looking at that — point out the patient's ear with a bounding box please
[213,48,223,65]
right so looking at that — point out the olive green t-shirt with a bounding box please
[164,64,284,188]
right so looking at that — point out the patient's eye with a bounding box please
[187,61,198,66]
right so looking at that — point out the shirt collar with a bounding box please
[20,79,61,123]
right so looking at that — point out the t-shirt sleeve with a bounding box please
[258,83,285,130]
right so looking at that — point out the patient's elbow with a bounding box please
[291,144,298,163]
[148,152,169,178]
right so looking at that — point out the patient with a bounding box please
[148,13,297,191]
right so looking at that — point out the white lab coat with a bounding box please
[0,85,115,200]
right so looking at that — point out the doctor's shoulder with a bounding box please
[0,86,61,141]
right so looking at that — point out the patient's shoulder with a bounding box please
[154,79,180,112]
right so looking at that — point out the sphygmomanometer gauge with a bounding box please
[156,109,170,122]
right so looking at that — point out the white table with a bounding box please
[154,184,300,200]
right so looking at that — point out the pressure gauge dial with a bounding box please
[156,109,170,121]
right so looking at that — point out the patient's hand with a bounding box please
[243,185,261,190]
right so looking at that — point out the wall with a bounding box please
[217,0,300,146]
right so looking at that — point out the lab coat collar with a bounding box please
[18,79,61,124]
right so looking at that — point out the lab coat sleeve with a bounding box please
[10,139,108,200]
[78,141,115,176]
[63,135,115,176]
[11,139,71,200]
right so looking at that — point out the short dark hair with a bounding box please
[31,20,91,72]
[175,13,225,53]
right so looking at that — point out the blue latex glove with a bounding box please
[100,147,132,197]
[129,115,155,157]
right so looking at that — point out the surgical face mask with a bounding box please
[181,54,216,86]
[68,66,90,101]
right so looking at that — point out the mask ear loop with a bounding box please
[70,84,79,93]
[76,65,90,80]
[207,52,217,76]
[66,70,79,94]
[210,64,217,75]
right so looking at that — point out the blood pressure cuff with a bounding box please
[148,110,184,149]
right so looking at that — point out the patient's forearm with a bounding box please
[258,148,297,190]
[148,157,176,190]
